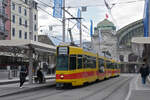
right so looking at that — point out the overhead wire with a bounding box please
[58,0,144,8]
[37,6,62,22]
[36,0,92,42]
[36,0,90,31]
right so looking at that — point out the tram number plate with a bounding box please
[58,47,68,55]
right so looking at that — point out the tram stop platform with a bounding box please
[0,75,55,85]
[127,74,150,100]
[0,75,55,97]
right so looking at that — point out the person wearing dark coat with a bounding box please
[140,64,149,85]
[19,65,27,88]
[37,68,44,83]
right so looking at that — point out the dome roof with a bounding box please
[97,19,116,30]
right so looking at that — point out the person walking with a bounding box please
[37,68,44,83]
[19,65,27,88]
[140,64,149,85]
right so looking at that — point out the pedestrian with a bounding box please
[19,65,27,88]
[37,68,44,83]
[139,64,149,85]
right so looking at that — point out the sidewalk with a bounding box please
[126,74,150,100]
[0,74,55,85]
[0,79,56,97]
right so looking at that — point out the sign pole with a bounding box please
[62,0,65,42]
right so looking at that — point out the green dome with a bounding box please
[97,19,116,30]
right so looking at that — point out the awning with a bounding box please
[0,40,56,53]
[131,37,145,57]
[132,37,150,44]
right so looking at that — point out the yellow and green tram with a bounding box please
[56,45,120,88]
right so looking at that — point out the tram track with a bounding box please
[1,76,133,100]
[79,77,132,100]
[101,78,131,100]
[26,77,128,100]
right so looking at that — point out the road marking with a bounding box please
[135,74,139,90]
[124,78,134,100]
[125,74,139,100]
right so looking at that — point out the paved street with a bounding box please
[0,75,133,100]
[128,75,150,100]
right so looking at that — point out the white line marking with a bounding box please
[135,74,139,90]
[125,74,139,100]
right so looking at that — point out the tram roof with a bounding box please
[0,40,56,53]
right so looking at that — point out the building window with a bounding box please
[0,18,5,31]
[34,24,37,31]
[24,32,27,39]
[12,15,15,23]
[19,18,22,25]
[33,2,37,9]
[12,28,15,37]
[34,15,36,20]
[25,0,28,4]
[34,35,36,41]
[24,9,27,16]
[29,32,31,39]
[19,30,22,38]
[19,6,21,13]
[12,2,15,10]
[2,6,5,14]
[25,20,27,27]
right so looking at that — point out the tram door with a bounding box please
[98,58,105,80]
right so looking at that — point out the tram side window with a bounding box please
[83,56,87,68]
[106,61,108,69]
[114,63,117,69]
[86,56,90,68]
[70,55,76,70]
[99,58,104,73]
[113,63,115,69]
[110,62,113,69]
[106,61,111,69]
[110,63,113,69]
[77,55,82,69]
[86,56,96,68]
[92,57,96,68]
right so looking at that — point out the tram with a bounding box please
[56,45,120,88]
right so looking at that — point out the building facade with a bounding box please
[0,0,9,40]
[116,19,144,73]
[92,19,118,60]
[116,19,144,62]
[10,0,38,41]
[92,19,144,73]
[0,0,38,79]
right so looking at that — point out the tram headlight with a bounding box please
[60,74,64,79]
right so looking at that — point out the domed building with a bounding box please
[97,19,116,31]
[92,19,118,60]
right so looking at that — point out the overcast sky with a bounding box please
[37,0,145,44]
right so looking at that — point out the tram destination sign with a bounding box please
[58,47,68,55]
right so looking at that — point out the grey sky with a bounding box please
[37,0,145,43]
